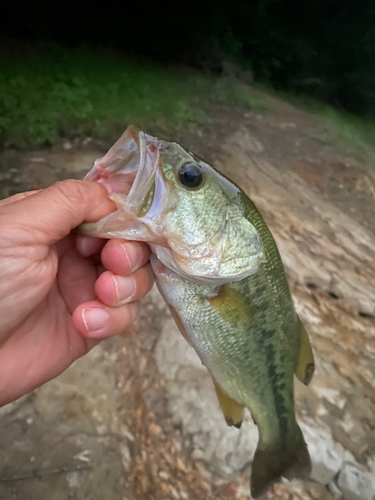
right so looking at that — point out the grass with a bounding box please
[3,42,370,158]
[270,88,375,158]
[0,45,210,147]
[214,78,271,111]
[0,43,270,148]
[316,107,375,158]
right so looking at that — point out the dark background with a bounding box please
[3,0,375,117]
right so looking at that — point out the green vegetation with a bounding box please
[320,111,375,157]
[273,89,375,157]
[215,79,271,111]
[5,2,375,119]
[1,44,373,158]
[0,45,269,148]
[0,46,207,147]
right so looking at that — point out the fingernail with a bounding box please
[78,235,95,256]
[112,275,136,305]
[79,236,90,256]
[82,308,110,333]
[121,243,144,273]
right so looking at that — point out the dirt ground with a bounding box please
[0,86,375,500]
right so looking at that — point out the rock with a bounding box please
[279,122,297,130]
[33,343,121,433]
[0,394,29,417]
[336,463,375,500]
[328,481,344,498]
[0,338,131,500]
[63,141,73,150]
[299,422,344,485]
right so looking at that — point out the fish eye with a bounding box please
[178,163,204,189]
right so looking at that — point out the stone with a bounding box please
[336,463,375,500]
[0,394,29,417]
[299,422,344,485]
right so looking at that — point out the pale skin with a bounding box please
[0,180,154,407]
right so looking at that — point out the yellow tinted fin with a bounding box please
[295,320,315,385]
[207,284,258,327]
[213,380,245,428]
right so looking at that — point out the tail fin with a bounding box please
[250,426,311,498]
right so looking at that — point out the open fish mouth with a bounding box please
[84,125,161,215]
[79,125,172,242]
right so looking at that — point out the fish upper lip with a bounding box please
[84,125,141,185]
[125,130,147,203]
[125,132,163,216]
[84,126,163,217]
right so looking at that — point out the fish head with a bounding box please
[80,126,265,284]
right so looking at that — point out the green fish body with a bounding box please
[79,126,314,498]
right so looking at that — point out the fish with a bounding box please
[78,125,315,498]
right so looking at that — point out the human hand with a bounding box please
[0,180,154,406]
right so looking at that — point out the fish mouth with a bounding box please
[84,125,161,216]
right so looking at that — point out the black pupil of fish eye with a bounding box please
[179,164,203,188]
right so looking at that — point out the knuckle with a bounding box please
[51,180,88,206]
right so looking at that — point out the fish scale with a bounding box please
[79,126,315,498]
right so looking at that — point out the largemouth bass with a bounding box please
[79,126,315,498]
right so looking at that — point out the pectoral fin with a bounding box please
[207,285,258,327]
[295,320,315,385]
[213,380,244,428]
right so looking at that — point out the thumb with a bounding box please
[1,180,116,245]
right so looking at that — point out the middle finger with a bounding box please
[101,239,151,276]
[95,264,154,307]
